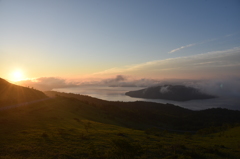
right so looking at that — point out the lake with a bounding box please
[53,86,240,111]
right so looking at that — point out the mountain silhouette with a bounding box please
[0,78,47,107]
[125,85,216,101]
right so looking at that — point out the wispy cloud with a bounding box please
[168,43,196,53]
[168,37,220,54]
[168,32,239,54]
[94,47,240,79]
[225,32,240,37]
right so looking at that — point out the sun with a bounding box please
[11,70,24,82]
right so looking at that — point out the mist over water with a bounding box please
[53,86,240,111]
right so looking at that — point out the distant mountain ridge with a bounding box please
[0,78,47,107]
[125,85,216,101]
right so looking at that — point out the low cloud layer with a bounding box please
[79,75,161,87]
[185,78,240,98]
[89,77,238,99]
[93,76,240,98]
[167,78,240,98]
[17,77,79,91]
[17,75,240,100]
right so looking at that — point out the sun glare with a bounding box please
[11,70,24,82]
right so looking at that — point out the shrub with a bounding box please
[41,132,49,138]
[107,138,143,159]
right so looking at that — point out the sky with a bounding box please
[1,0,240,83]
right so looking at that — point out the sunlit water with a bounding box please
[53,86,240,111]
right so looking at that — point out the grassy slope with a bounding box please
[0,95,240,159]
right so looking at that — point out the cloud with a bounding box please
[103,75,129,87]
[16,75,240,103]
[168,43,196,53]
[112,75,126,82]
[225,32,240,37]
[152,77,240,98]
[184,78,240,98]
[17,77,79,91]
[118,77,240,98]
[79,75,240,98]
[168,32,239,54]
[76,75,162,87]
[159,85,170,94]
[93,47,240,79]
[168,38,218,54]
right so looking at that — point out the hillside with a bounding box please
[46,91,240,131]
[0,92,240,158]
[0,82,240,158]
[125,85,216,101]
[0,78,47,107]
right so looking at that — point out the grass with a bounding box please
[0,96,240,158]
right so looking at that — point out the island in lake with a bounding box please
[125,85,216,101]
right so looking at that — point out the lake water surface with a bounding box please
[53,86,240,111]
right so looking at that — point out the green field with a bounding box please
[0,93,240,159]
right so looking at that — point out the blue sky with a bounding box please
[0,0,240,81]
